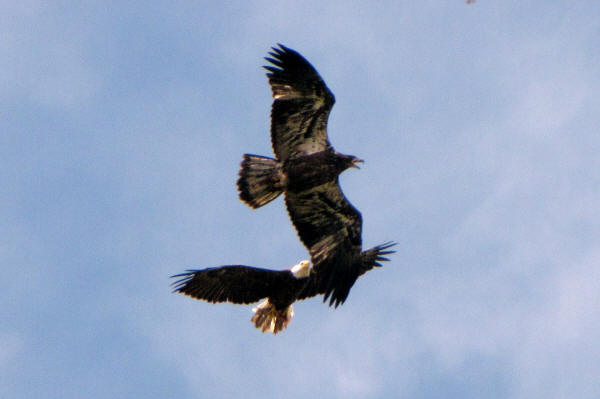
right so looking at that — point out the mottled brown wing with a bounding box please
[171,265,294,304]
[294,269,326,301]
[296,242,397,302]
[284,180,362,264]
[264,44,335,162]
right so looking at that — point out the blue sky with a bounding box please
[3,1,600,398]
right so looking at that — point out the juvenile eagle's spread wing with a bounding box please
[265,44,335,162]
[171,266,299,304]
[284,180,364,306]
[296,242,397,302]
[284,180,362,265]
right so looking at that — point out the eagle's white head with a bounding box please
[290,260,311,279]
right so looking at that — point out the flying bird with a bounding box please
[237,44,395,307]
[171,243,394,334]
[172,260,311,334]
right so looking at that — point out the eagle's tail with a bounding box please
[237,154,282,209]
[251,299,293,334]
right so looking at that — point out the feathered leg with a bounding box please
[251,299,294,334]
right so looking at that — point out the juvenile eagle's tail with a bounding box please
[237,154,283,209]
[251,299,293,334]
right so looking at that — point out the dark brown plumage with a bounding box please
[172,262,311,334]
[236,44,395,307]
[296,242,396,302]
[171,241,394,333]
[172,45,395,335]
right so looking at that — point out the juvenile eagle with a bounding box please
[237,44,395,307]
[172,243,394,333]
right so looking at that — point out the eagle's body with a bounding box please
[237,44,395,307]
[172,261,311,334]
[286,150,359,193]
[239,149,358,200]
[172,243,394,333]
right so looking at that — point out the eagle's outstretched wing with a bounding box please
[297,242,397,303]
[284,180,362,265]
[265,44,335,162]
[171,265,296,305]
[283,180,363,306]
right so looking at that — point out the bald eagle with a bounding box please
[172,260,311,334]
[172,243,394,334]
[237,44,395,307]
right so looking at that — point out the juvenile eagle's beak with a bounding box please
[351,158,364,169]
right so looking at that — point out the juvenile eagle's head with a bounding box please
[334,152,364,171]
[290,260,311,278]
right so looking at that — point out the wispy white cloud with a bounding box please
[506,249,600,398]
[419,23,600,396]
